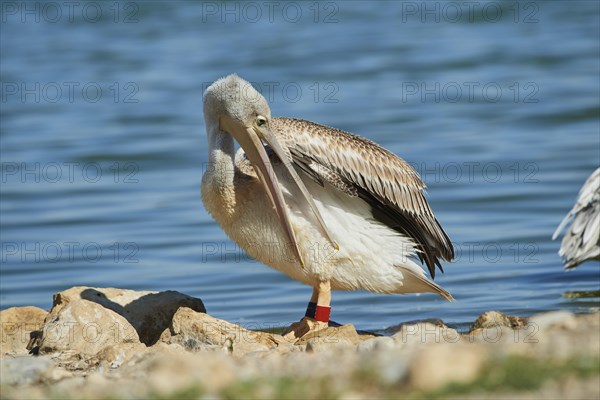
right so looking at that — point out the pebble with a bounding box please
[528,310,578,331]
[356,336,395,352]
[0,356,54,385]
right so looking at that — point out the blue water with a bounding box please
[1,1,599,331]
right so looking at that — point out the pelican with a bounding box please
[201,74,454,339]
[553,167,600,269]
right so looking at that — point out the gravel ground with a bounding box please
[1,287,598,399]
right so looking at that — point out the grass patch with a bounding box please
[151,386,205,400]
[150,355,598,400]
[414,355,599,399]
[221,376,341,400]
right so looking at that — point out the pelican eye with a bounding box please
[256,116,267,127]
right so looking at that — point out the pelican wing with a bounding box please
[271,117,454,278]
[553,167,600,239]
[553,167,600,269]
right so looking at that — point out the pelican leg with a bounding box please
[310,285,319,302]
[283,280,331,342]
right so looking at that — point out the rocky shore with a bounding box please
[1,287,598,399]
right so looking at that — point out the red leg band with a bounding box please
[305,302,331,322]
[314,305,331,323]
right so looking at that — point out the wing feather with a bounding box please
[271,117,454,278]
[554,167,600,269]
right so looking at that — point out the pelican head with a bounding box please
[203,74,336,267]
[203,74,271,130]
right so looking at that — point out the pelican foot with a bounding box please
[283,317,328,342]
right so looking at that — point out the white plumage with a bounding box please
[553,167,600,269]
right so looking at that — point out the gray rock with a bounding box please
[93,342,148,369]
[356,347,410,384]
[46,286,206,346]
[470,311,529,332]
[0,306,47,357]
[164,307,282,357]
[407,343,484,391]
[306,340,356,353]
[382,318,446,336]
[0,355,54,385]
[356,336,395,352]
[116,349,237,396]
[392,322,460,347]
[298,323,363,349]
[35,286,207,361]
[528,311,577,331]
[38,297,140,357]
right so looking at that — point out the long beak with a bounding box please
[221,118,338,268]
[259,128,338,251]
[221,117,306,267]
